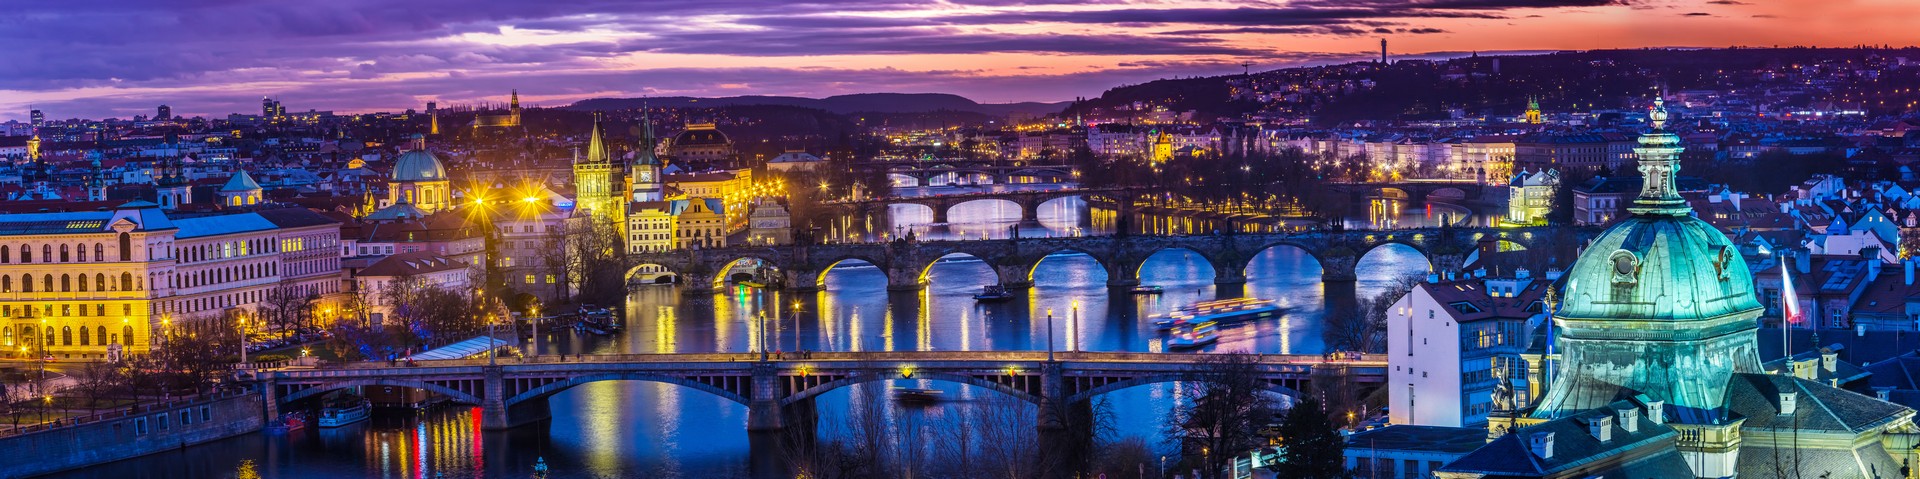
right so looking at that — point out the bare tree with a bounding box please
[1166,353,1279,479]
[1324,274,1422,353]
[70,361,125,409]
[259,285,315,333]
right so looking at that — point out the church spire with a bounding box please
[1627,96,1689,216]
[586,112,608,164]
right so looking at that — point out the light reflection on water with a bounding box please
[46,202,1446,479]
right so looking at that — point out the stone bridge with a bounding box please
[854,160,1080,186]
[631,226,1567,292]
[823,187,1124,224]
[1328,180,1489,204]
[261,351,1385,430]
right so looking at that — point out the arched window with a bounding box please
[121,273,133,291]
[79,327,89,346]
[77,275,87,292]
[43,329,53,349]
[123,326,134,345]
[42,245,51,263]
[20,274,31,293]
[93,244,102,262]
[61,326,72,346]
[95,274,105,292]
[1,275,9,293]
[95,326,106,346]
[0,245,8,263]
[3,326,10,346]
[118,233,131,261]
[60,274,70,292]
[21,245,30,263]
[42,275,53,292]
[60,244,69,262]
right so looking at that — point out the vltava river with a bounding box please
[47,198,1445,479]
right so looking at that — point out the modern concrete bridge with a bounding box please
[260,351,1385,430]
[632,226,1569,292]
[853,160,1080,186]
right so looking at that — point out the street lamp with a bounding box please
[1045,308,1055,362]
[789,301,803,354]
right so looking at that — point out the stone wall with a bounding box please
[0,391,264,478]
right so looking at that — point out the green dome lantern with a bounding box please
[1530,97,1764,422]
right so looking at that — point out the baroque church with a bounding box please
[1434,100,1917,478]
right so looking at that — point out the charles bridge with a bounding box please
[261,351,1385,431]
[630,226,1572,292]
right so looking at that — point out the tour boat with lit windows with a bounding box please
[891,387,944,403]
[1151,297,1282,330]
[1129,284,1164,295]
[318,401,370,428]
[1165,321,1219,350]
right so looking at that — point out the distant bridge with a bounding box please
[632,226,1572,292]
[262,351,1385,430]
[1327,180,1491,204]
[853,160,1080,186]
[822,187,1126,224]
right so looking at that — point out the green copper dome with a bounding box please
[393,149,447,182]
[1531,98,1764,421]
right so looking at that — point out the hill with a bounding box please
[565,93,1067,117]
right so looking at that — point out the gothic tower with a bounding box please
[574,112,622,227]
[630,106,663,202]
[509,89,522,126]
[1524,97,1542,125]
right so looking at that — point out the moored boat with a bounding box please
[1165,321,1220,350]
[318,401,370,428]
[973,285,1016,302]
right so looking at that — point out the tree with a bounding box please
[1267,398,1347,479]
[1325,274,1420,353]
[259,285,316,333]
[565,216,627,306]
[1166,353,1279,479]
[70,361,125,409]
[154,315,240,393]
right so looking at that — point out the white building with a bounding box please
[351,251,471,326]
[1387,270,1552,428]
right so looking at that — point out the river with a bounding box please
[46,197,1458,479]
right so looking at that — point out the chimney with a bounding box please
[1795,251,1810,274]
[1615,406,1641,433]
[1879,388,1893,401]
[1780,391,1799,415]
[1445,270,1457,281]
[1643,399,1666,425]
[1821,348,1838,373]
[1515,267,1531,279]
[1428,273,1440,283]
[1474,267,1488,278]
[1529,432,1555,459]
[1545,267,1564,281]
[1586,415,1614,442]
[1905,258,1915,286]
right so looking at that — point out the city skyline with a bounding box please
[6,0,1918,122]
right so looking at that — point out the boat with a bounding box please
[533,456,549,479]
[266,411,306,432]
[973,285,1016,302]
[579,307,621,335]
[739,280,766,289]
[1151,298,1283,330]
[1165,321,1220,350]
[318,401,371,428]
[892,387,944,403]
[1129,284,1164,295]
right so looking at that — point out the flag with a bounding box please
[1780,262,1801,328]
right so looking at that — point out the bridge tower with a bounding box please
[575,113,625,230]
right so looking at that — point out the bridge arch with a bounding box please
[914,251,995,286]
[715,255,781,284]
[1134,246,1221,284]
[1024,247,1113,285]
[280,378,483,406]
[780,370,1041,407]
[887,173,922,188]
[1064,374,1304,404]
[503,372,751,407]
[626,263,681,285]
[811,255,892,289]
[1240,241,1327,280]
[948,198,1024,223]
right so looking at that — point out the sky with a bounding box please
[4,0,1917,122]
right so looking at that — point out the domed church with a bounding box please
[385,134,452,214]
[1435,100,1916,478]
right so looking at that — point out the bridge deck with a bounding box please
[267,351,1383,376]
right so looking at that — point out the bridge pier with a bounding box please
[931,207,950,225]
[782,270,820,293]
[1321,255,1359,282]
[260,378,280,420]
[994,264,1033,290]
[481,366,508,429]
[748,362,786,431]
[1104,258,1141,288]
[1019,200,1041,224]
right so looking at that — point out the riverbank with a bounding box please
[0,390,263,478]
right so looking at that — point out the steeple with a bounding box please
[636,103,658,165]
[585,112,608,165]
[1626,96,1689,217]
